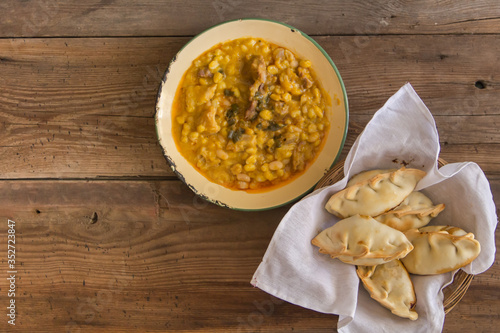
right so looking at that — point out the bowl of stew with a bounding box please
[155,18,348,210]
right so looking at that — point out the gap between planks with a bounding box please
[1,32,500,40]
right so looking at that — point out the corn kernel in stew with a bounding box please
[172,38,330,191]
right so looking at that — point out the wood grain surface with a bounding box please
[0,180,498,332]
[0,1,499,332]
[1,36,499,181]
[1,0,500,36]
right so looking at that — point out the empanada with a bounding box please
[325,168,427,218]
[347,168,397,186]
[374,192,445,232]
[312,215,414,266]
[357,260,418,320]
[401,226,481,275]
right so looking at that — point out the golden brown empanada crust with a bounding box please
[401,226,481,275]
[357,260,418,320]
[325,168,427,219]
[312,215,414,266]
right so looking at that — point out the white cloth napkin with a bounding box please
[251,83,498,332]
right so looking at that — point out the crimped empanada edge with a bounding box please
[356,261,418,320]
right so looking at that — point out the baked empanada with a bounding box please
[325,168,427,218]
[374,191,445,232]
[357,260,418,320]
[311,215,414,266]
[401,226,481,275]
[347,168,397,186]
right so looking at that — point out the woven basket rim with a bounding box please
[314,158,473,314]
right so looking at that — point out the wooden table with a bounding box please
[0,1,498,332]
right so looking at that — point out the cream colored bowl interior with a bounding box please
[156,19,348,210]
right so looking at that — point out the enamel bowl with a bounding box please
[155,19,348,210]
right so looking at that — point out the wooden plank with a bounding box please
[0,37,183,178]
[0,180,336,332]
[1,0,500,37]
[0,180,497,332]
[0,36,499,180]
[347,114,500,146]
[319,35,500,117]
[345,121,500,176]
[439,144,500,175]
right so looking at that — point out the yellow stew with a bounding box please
[172,38,330,191]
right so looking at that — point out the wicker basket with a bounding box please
[314,158,473,314]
